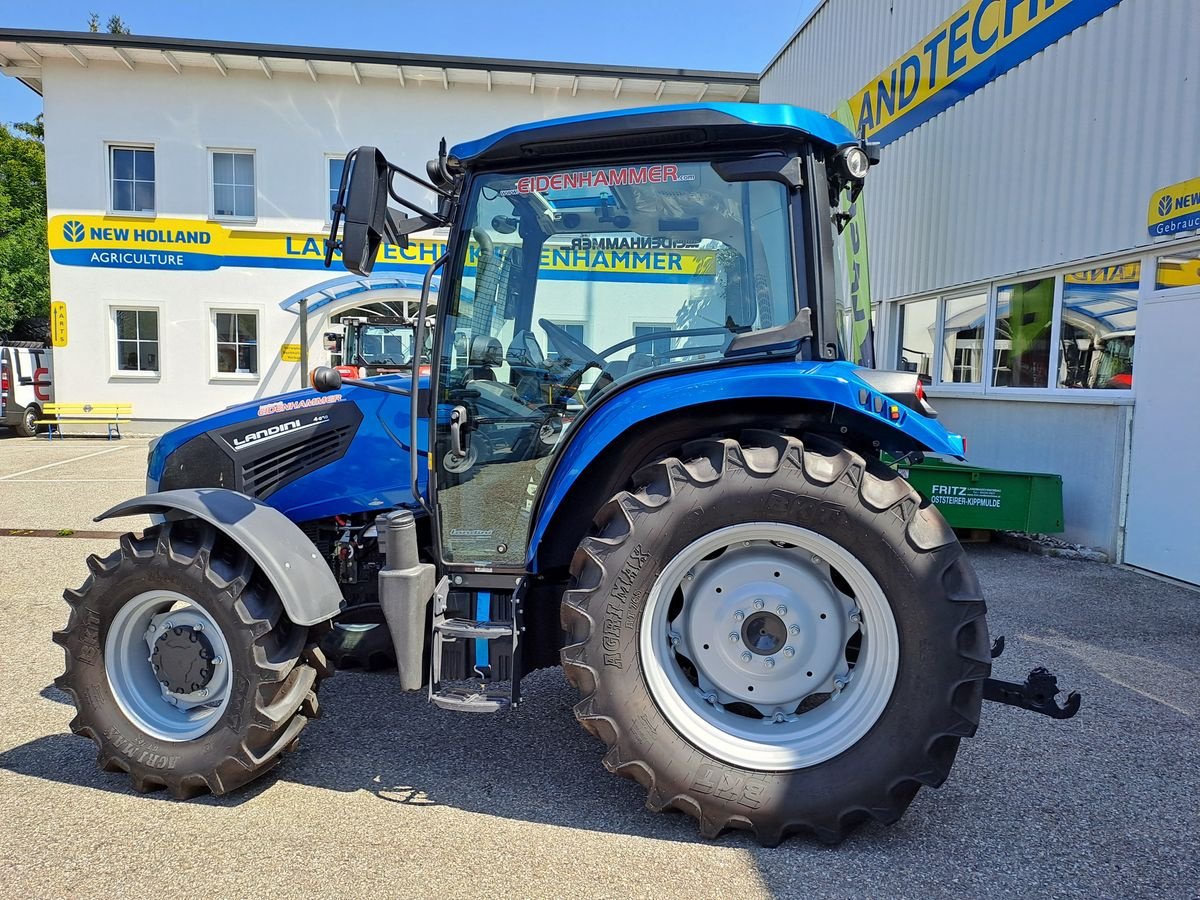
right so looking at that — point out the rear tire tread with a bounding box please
[560,433,988,845]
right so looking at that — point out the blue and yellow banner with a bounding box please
[47,214,716,284]
[1147,177,1200,238]
[849,0,1122,146]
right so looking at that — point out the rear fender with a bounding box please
[529,359,964,568]
[96,488,343,627]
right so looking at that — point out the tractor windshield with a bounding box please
[433,157,802,566]
[440,158,799,404]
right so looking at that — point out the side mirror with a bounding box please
[341,147,391,276]
[310,366,343,393]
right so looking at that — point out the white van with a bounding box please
[1,344,54,437]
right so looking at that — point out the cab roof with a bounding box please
[448,103,856,170]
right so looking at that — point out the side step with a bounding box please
[429,576,524,713]
[430,683,511,713]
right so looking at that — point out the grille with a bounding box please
[241,424,354,498]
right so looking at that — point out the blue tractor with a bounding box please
[54,104,1077,844]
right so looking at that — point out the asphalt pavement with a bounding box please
[0,431,1197,899]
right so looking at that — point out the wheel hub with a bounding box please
[105,592,234,742]
[678,542,851,708]
[150,625,216,695]
[742,610,786,655]
[643,522,900,771]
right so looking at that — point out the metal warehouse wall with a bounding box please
[763,0,1200,300]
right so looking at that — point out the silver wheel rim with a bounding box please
[105,590,233,742]
[640,522,899,771]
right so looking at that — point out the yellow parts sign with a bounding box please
[848,0,1122,146]
[1147,176,1200,238]
[50,301,68,347]
[280,344,302,363]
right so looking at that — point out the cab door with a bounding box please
[430,218,562,571]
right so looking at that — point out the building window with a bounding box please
[895,297,936,381]
[939,292,987,384]
[110,146,155,213]
[1057,265,1138,390]
[211,151,256,219]
[1156,248,1200,290]
[115,309,159,373]
[991,278,1055,388]
[214,311,258,375]
[328,156,346,220]
[633,324,675,360]
[541,321,585,361]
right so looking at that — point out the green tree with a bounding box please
[87,12,132,34]
[0,122,49,337]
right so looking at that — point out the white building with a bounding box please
[0,28,756,423]
[763,0,1200,584]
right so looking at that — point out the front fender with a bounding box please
[97,488,342,627]
[529,360,964,565]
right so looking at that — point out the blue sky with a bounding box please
[2,0,821,126]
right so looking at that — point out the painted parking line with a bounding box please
[0,479,144,483]
[0,445,128,481]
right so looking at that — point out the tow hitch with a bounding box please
[982,636,1082,720]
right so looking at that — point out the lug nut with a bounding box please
[728,632,739,643]
[753,599,765,610]
[740,651,753,663]
[783,646,796,658]
[198,688,209,698]
[765,657,776,668]
[212,657,223,666]
[773,711,787,724]
[776,604,788,616]
[733,610,745,622]
[193,623,203,632]
[790,624,801,635]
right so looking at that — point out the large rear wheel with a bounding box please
[561,432,990,844]
[53,518,330,797]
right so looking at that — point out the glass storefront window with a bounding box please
[896,297,936,381]
[1156,248,1200,290]
[991,278,1054,388]
[939,292,986,384]
[1058,265,1138,390]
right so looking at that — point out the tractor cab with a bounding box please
[325,104,881,569]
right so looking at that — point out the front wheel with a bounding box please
[53,519,329,797]
[561,432,990,844]
[15,404,38,437]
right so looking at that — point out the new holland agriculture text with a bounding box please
[47,214,716,282]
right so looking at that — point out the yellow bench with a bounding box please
[35,402,133,440]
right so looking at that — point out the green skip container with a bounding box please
[894,457,1065,534]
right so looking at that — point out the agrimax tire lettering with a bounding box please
[603,544,650,668]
